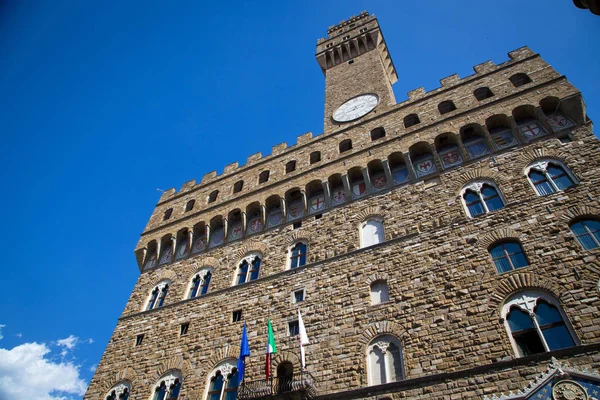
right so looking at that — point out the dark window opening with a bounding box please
[314,214,322,220]
[180,323,189,336]
[233,180,244,193]
[259,170,270,184]
[559,135,573,144]
[474,87,494,101]
[185,200,195,212]
[370,127,386,141]
[438,100,457,115]
[339,139,352,153]
[208,190,219,203]
[348,59,354,65]
[294,289,305,303]
[293,221,302,229]
[509,73,532,87]
[403,114,420,128]
[163,208,173,221]
[135,334,144,346]
[310,151,321,164]
[288,320,299,336]
[232,310,242,322]
[285,160,296,174]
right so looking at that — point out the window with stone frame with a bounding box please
[473,86,494,101]
[289,242,307,269]
[151,372,182,400]
[163,208,173,221]
[502,291,577,357]
[105,381,130,400]
[285,160,296,174]
[403,113,420,128]
[258,170,270,184]
[185,199,195,212]
[489,241,529,274]
[146,280,170,311]
[438,100,457,115]
[525,160,576,196]
[461,181,505,218]
[235,253,262,285]
[509,72,532,87]
[233,180,244,194]
[570,219,600,250]
[360,218,384,248]
[206,360,239,400]
[309,151,321,164]
[366,335,404,385]
[208,190,219,203]
[370,280,389,305]
[339,139,353,153]
[187,268,213,299]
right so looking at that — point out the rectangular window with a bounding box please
[288,320,299,336]
[293,222,302,229]
[232,310,242,322]
[293,289,305,303]
[314,214,322,220]
[180,323,189,336]
[559,135,573,144]
[135,334,144,346]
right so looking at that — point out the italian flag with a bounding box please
[265,318,277,379]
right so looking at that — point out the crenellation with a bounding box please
[201,170,217,184]
[508,46,536,60]
[158,188,176,203]
[474,60,496,74]
[271,142,288,155]
[407,87,427,101]
[297,131,313,145]
[440,74,461,87]
[179,179,195,192]
[223,161,239,174]
[246,152,263,166]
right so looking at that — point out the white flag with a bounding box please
[298,309,309,368]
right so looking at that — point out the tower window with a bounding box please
[235,254,262,285]
[438,100,457,115]
[339,139,353,153]
[370,280,389,305]
[145,281,170,311]
[289,242,307,269]
[570,219,600,250]
[367,335,404,385]
[259,170,270,184]
[163,208,173,221]
[310,151,321,164]
[509,73,532,87]
[403,114,420,128]
[461,181,505,218]
[360,218,384,248]
[370,127,386,141]
[526,160,576,196]
[232,310,242,322]
[489,241,529,274]
[180,323,189,336]
[233,180,244,194]
[293,289,305,303]
[474,87,494,101]
[285,160,296,174]
[135,334,144,346]
[288,320,300,336]
[185,200,195,212]
[208,190,219,203]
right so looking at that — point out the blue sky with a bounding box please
[0,1,598,398]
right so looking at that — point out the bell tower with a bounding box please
[316,12,398,133]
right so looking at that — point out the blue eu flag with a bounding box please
[237,322,250,381]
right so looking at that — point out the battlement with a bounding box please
[155,46,545,206]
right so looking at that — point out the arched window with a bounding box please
[309,151,321,164]
[233,180,244,194]
[276,362,294,394]
[206,360,239,400]
[503,291,577,357]
[570,219,600,250]
[163,208,173,221]
[473,87,494,101]
[370,127,386,141]
[489,241,529,274]
[289,242,307,269]
[258,170,270,184]
[403,113,420,128]
[370,280,389,305]
[339,139,352,153]
[360,218,384,248]
[366,335,404,385]
[151,372,182,400]
[285,160,296,174]
[208,190,219,203]
[146,281,170,311]
[526,160,576,196]
[461,182,505,218]
[105,382,130,400]
[185,200,195,212]
[235,254,262,285]
[438,100,457,115]
[188,269,213,299]
[509,73,532,87]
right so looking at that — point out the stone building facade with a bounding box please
[85,11,600,400]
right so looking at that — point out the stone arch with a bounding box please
[356,321,408,353]
[478,228,522,250]
[366,272,390,287]
[453,167,506,196]
[185,256,220,275]
[152,356,192,381]
[150,269,177,287]
[272,350,301,369]
[101,367,138,393]
[488,272,568,317]
[207,348,238,370]
[514,147,570,172]
[560,205,600,223]
[357,205,383,222]
[284,230,312,247]
[234,241,268,261]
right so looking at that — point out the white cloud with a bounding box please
[0,324,5,340]
[86,338,94,344]
[15,333,22,338]
[0,342,87,400]
[56,335,79,357]
[89,364,97,373]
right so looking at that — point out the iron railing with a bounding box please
[237,371,317,400]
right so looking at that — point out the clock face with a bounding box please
[332,94,379,122]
